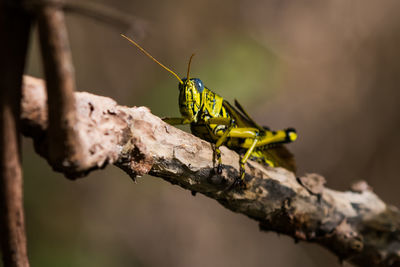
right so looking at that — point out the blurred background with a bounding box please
[15,0,400,266]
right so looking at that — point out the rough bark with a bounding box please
[21,76,400,267]
[0,1,31,266]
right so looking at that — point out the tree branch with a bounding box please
[0,2,32,266]
[63,1,147,37]
[36,3,85,171]
[21,75,400,266]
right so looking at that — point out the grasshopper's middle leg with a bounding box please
[213,120,235,174]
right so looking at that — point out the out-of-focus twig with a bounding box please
[27,0,148,38]
[37,3,85,173]
[0,1,32,266]
[63,1,147,38]
[21,76,400,267]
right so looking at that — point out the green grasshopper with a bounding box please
[121,34,297,187]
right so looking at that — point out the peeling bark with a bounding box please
[21,76,400,266]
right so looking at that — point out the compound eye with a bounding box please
[195,79,204,93]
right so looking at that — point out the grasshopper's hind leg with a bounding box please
[233,137,259,188]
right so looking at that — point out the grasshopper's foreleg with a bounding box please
[162,117,192,125]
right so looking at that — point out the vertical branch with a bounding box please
[37,2,83,171]
[0,0,32,266]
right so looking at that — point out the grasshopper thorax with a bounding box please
[178,78,205,122]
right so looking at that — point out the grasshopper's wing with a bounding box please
[233,99,264,131]
[223,100,297,172]
[262,145,297,173]
[222,100,258,128]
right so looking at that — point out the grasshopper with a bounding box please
[122,34,297,187]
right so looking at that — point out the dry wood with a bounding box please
[21,76,400,266]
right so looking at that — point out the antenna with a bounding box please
[186,54,195,81]
[121,34,183,84]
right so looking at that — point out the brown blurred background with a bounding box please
[16,0,400,266]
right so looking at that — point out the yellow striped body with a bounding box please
[175,78,297,172]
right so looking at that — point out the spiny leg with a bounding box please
[215,147,222,174]
[234,137,259,188]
